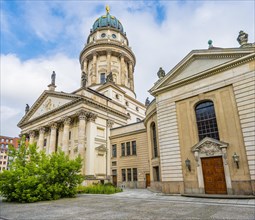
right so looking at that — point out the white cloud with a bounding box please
[1,1,254,137]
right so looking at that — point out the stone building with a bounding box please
[110,121,150,188]
[0,136,19,172]
[147,32,255,195]
[18,7,146,184]
[17,6,254,195]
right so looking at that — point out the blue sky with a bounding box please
[1,0,254,137]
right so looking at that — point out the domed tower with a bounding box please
[79,6,136,98]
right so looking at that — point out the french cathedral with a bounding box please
[18,7,255,195]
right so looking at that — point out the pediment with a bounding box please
[192,137,228,156]
[150,48,255,94]
[18,91,80,125]
[168,57,232,84]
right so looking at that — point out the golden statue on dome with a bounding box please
[106,5,110,13]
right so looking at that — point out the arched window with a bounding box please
[151,122,158,158]
[195,101,219,141]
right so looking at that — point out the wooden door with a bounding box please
[112,175,117,187]
[201,156,227,194]
[146,174,150,188]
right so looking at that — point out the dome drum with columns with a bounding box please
[80,6,136,98]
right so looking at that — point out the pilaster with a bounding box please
[92,52,98,84]
[107,50,112,74]
[106,119,114,177]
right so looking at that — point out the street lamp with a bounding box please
[185,158,191,172]
[232,152,240,169]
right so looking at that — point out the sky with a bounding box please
[1,0,254,137]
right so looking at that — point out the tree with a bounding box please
[0,137,83,203]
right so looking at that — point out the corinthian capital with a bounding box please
[29,130,35,138]
[39,127,45,134]
[86,112,97,122]
[62,117,72,125]
[49,122,58,130]
[77,110,87,120]
[107,119,114,128]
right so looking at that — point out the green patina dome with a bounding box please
[92,6,124,33]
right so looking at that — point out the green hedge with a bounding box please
[0,137,83,203]
[77,184,122,194]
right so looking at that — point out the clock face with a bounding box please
[112,34,116,39]
[101,33,106,38]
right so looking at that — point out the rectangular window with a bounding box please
[127,168,132,181]
[43,139,47,147]
[122,169,126,182]
[133,168,137,181]
[132,141,136,155]
[112,169,117,175]
[69,131,71,140]
[112,161,117,166]
[121,143,125,156]
[112,144,117,157]
[126,142,131,156]
[100,73,106,84]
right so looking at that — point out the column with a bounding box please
[107,50,111,74]
[82,58,88,74]
[128,61,134,91]
[81,58,88,87]
[58,125,63,150]
[120,54,125,85]
[29,131,35,145]
[85,112,97,176]
[106,119,114,178]
[92,52,97,84]
[48,123,58,155]
[62,117,71,155]
[37,127,45,151]
[77,111,87,175]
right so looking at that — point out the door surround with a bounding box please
[192,137,232,194]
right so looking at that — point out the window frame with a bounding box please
[195,100,220,141]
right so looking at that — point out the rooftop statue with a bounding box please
[51,71,56,85]
[106,72,114,83]
[157,67,165,79]
[145,97,150,107]
[81,71,87,88]
[25,104,30,114]
[237,31,248,46]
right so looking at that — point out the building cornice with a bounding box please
[18,94,128,128]
[80,41,136,66]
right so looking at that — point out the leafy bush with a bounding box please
[77,183,122,194]
[0,137,83,203]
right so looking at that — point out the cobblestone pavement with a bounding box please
[0,189,254,220]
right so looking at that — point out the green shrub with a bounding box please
[0,137,83,203]
[77,184,122,194]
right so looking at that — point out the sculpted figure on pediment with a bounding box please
[199,141,221,156]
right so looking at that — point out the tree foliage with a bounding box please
[0,138,83,203]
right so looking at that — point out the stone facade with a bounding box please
[18,7,146,185]
[110,122,149,188]
[148,37,255,195]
